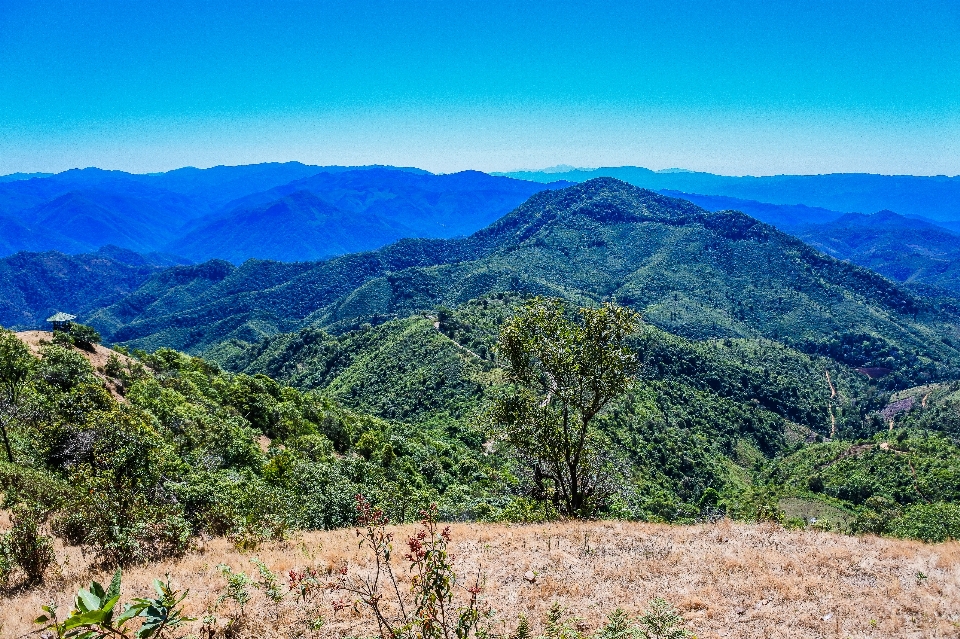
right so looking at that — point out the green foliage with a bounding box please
[636,599,691,639]
[67,323,102,350]
[510,614,531,639]
[250,557,285,603]
[4,504,55,584]
[491,297,639,517]
[217,563,253,611]
[594,609,635,639]
[541,602,583,639]
[0,327,33,461]
[34,569,193,639]
[889,502,960,542]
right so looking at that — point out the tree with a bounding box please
[0,329,33,462]
[68,322,102,350]
[491,297,639,517]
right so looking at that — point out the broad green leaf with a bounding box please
[89,580,106,600]
[76,588,100,612]
[105,569,122,601]
[101,594,122,614]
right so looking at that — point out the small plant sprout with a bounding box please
[638,598,692,639]
[251,557,285,603]
[34,569,194,639]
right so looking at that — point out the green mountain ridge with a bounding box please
[93,178,960,389]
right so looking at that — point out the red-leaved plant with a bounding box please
[335,494,488,639]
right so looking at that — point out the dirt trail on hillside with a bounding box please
[824,370,837,438]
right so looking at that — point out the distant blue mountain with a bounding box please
[0,172,54,183]
[655,190,846,229]
[0,163,567,263]
[496,166,960,221]
[176,168,568,262]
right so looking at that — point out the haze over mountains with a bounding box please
[497,166,960,221]
[8,163,960,346]
[0,164,566,263]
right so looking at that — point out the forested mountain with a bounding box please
[0,248,181,328]
[497,166,960,221]
[2,177,960,584]
[791,210,960,297]
[673,196,960,297]
[88,178,960,390]
[0,164,563,262]
[169,169,565,263]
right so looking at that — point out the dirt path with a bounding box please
[824,370,837,438]
[824,370,836,398]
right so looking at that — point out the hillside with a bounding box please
[791,210,960,297]
[212,297,871,437]
[4,521,957,639]
[93,179,960,390]
[0,249,174,329]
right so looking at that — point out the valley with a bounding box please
[1,168,960,637]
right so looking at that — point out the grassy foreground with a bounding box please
[4,520,958,639]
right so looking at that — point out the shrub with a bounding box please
[636,598,692,639]
[594,608,634,639]
[6,504,54,584]
[68,323,102,350]
[542,602,584,639]
[336,495,489,639]
[53,488,192,566]
[890,502,960,542]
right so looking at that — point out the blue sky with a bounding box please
[1,0,958,175]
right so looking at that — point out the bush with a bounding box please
[53,490,192,566]
[5,504,55,584]
[890,502,960,542]
[68,323,101,348]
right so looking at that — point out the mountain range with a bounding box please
[498,166,960,222]
[40,179,948,394]
[0,164,566,263]
[5,173,960,546]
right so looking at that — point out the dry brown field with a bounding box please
[3,520,958,639]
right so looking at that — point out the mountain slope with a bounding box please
[0,249,167,329]
[173,190,413,263]
[92,179,960,387]
[25,190,190,253]
[791,210,960,296]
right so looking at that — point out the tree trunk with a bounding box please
[0,421,13,463]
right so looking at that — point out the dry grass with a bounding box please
[2,520,959,638]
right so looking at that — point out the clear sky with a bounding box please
[1,0,958,176]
